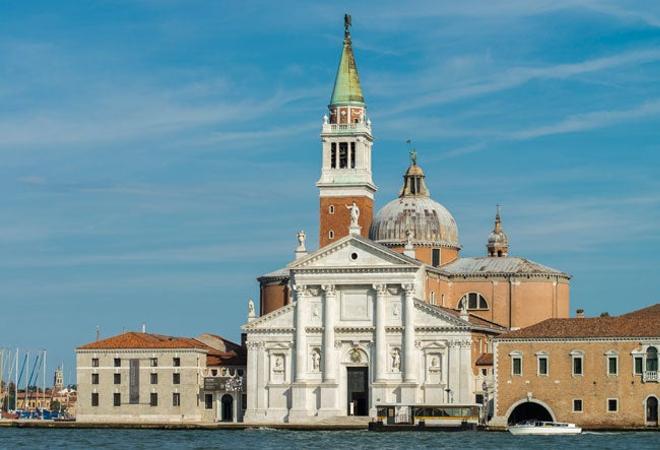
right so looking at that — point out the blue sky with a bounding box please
[1,1,659,383]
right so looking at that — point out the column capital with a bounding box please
[321,284,336,296]
[402,283,415,296]
[372,283,388,296]
[293,284,307,296]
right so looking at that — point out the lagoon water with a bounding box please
[0,428,658,450]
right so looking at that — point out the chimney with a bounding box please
[576,308,585,319]
[141,322,147,333]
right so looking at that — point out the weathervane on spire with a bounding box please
[406,139,417,165]
[344,13,352,37]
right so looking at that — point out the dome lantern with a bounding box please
[487,205,509,257]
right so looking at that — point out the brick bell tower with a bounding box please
[317,14,376,248]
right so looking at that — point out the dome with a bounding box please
[369,161,460,249]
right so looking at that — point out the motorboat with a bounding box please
[508,420,582,435]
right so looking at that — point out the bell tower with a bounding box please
[317,14,376,247]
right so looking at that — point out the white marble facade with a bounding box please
[242,235,474,424]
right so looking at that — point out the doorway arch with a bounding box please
[506,399,555,425]
[221,394,233,422]
[646,396,658,426]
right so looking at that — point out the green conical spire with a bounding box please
[329,15,365,106]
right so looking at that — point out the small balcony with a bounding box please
[643,371,658,382]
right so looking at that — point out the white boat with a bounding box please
[508,420,582,435]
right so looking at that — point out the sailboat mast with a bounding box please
[42,350,47,412]
[15,349,18,411]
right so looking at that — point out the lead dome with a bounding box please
[369,159,460,250]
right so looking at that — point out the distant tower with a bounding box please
[53,366,64,390]
[487,205,509,257]
[317,14,376,247]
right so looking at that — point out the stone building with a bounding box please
[244,17,570,424]
[76,331,246,423]
[490,304,659,429]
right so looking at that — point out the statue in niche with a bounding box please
[312,349,321,372]
[393,303,400,317]
[430,355,441,372]
[346,202,360,227]
[274,355,284,372]
[312,304,320,319]
[391,348,401,372]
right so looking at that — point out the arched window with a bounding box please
[328,205,335,214]
[458,293,489,310]
[328,230,335,239]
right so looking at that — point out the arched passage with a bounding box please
[221,394,233,422]
[646,396,658,426]
[507,400,554,425]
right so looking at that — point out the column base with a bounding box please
[318,383,340,417]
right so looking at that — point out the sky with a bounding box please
[1,0,659,384]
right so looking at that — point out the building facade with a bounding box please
[76,331,246,423]
[245,17,571,424]
[490,304,660,429]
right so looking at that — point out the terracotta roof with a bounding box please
[475,353,494,366]
[78,332,214,350]
[498,304,660,339]
[429,304,506,332]
[440,256,569,278]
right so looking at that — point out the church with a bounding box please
[242,17,571,424]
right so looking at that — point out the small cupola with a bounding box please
[399,149,430,197]
[487,205,509,257]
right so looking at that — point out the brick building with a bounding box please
[490,304,659,429]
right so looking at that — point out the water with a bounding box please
[0,429,658,450]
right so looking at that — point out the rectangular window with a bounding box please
[113,393,121,407]
[114,358,121,367]
[607,398,618,412]
[173,373,181,385]
[350,142,356,168]
[608,357,618,375]
[150,358,158,367]
[339,142,348,168]
[573,357,583,375]
[634,356,643,375]
[538,357,548,376]
[330,143,336,168]
[150,393,158,407]
[205,393,213,409]
[129,359,140,404]
[114,373,121,384]
[91,373,99,385]
[91,393,99,407]
[173,393,181,407]
[573,399,583,412]
[432,249,440,267]
[512,357,522,376]
[91,358,99,367]
[173,357,181,367]
[475,394,484,404]
[150,373,158,384]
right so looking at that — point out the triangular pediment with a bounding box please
[242,303,294,331]
[289,235,421,269]
[414,299,471,329]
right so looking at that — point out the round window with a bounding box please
[350,252,358,261]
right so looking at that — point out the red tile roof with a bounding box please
[475,353,494,366]
[78,332,215,351]
[498,303,660,339]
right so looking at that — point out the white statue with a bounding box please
[391,348,401,372]
[274,355,284,372]
[405,229,413,247]
[323,114,328,124]
[346,202,360,227]
[247,298,256,318]
[312,349,321,372]
[393,304,400,317]
[431,356,439,368]
[296,230,306,251]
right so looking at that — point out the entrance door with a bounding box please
[647,397,658,426]
[221,394,233,422]
[347,367,369,416]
